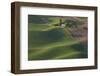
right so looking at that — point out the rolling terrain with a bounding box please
[28,15,88,60]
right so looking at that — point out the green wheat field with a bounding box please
[28,15,88,60]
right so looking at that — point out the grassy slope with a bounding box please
[28,23,87,60]
[28,25,85,60]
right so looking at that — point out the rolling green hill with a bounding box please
[28,15,88,60]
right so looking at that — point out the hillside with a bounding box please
[28,15,88,60]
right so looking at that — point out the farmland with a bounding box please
[28,15,88,60]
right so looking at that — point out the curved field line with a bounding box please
[28,40,80,58]
[51,51,80,59]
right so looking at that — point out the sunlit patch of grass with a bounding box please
[52,51,80,59]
